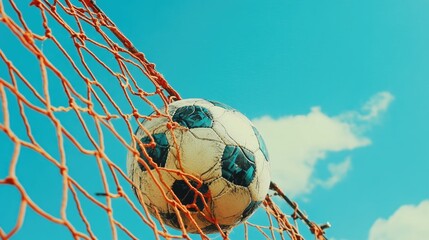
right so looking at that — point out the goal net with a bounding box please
[0,1,328,239]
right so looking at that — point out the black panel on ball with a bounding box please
[171,180,209,212]
[136,133,169,171]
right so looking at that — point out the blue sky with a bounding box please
[1,0,429,239]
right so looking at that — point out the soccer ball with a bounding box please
[127,98,270,234]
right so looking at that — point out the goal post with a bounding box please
[0,1,328,239]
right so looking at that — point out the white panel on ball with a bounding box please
[135,169,176,213]
[176,130,225,180]
[214,111,259,152]
[208,177,233,199]
[248,150,271,201]
[212,186,251,225]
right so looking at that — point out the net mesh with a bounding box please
[0,0,328,239]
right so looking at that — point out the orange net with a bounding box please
[0,0,328,239]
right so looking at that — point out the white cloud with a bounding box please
[360,92,394,121]
[339,92,395,124]
[368,200,429,240]
[316,157,352,189]
[252,91,393,197]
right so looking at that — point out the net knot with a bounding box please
[116,188,124,197]
[50,4,56,12]
[137,89,146,96]
[155,87,163,95]
[59,166,68,175]
[132,109,139,119]
[29,0,41,7]
[88,11,99,24]
[68,98,75,107]
[87,108,95,116]
[71,34,84,48]
[73,32,87,43]
[166,121,178,129]
[3,177,16,185]
[113,51,121,60]
[45,28,52,39]
[104,115,112,121]
[23,31,34,45]
[112,43,120,51]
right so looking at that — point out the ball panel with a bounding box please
[211,111,259,151]
[163,128,184,170]
[247,150,271,201]
[208,100,235,111]
[175,130,224,180]
[189,127,224,144]
[128,98,271,234]
[200,224,231,234]
[171,180,209,212]
[193,99,215,108]
[172,105,213,129]
[168,99,214,117]
[168,98,201,110]
[136,133,169,171]
[176,213,213,234]
[211,121,236,146]
[206,105,229,120]
[252,126,269,161]
[165,197,215,233]
[132,169,176,214]
[130,117,171,173]
[212,186,251,225]
[207,177,231,199]
[221,145,256,187]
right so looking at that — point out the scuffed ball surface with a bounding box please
[127,98,270,234]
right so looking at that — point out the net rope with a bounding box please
[0,0,328,239]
